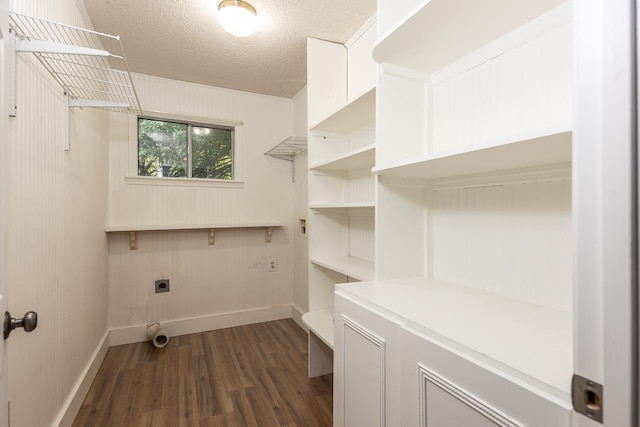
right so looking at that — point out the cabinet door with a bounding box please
[401,327,572,427]
[419,366,520,427]
[334,291,402,427]
[342,317,385,427]
[424,379,507,427]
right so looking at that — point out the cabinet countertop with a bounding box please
[336,277,572,403]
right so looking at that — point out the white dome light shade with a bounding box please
[218,0,257,37]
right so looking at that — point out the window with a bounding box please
[138,117,234,180]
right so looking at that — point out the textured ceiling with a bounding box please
[82,0,377,98]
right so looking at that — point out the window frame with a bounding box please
[137,115,237,181]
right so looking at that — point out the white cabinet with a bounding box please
[334,288,402,427]
[402,327,572,427]
[303,17,378,377]
[336,279,573,427]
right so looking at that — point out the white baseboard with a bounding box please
[55,331,109,427]
[290,304,308,333]
[109,305,293,346]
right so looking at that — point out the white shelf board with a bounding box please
[105,222,282,233]
[309,144,375,172]
[309,202,375,210]
[373,127,571,179]
[336,277,573,401]
[302,310,335,349]
[309,88,376,134]
[310,255,375,282]
[373,0,568,74]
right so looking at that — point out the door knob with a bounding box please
[3,311,38,339]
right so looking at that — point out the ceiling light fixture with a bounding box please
[218,0,257,37]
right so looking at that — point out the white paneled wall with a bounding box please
[430,178,572,312]
[108,73,294,227]
[349,214,375,262]
[346,171,375,203]
[347,125,375,152]
[4,2,109,426]
[107,74,298,335]
[431,14,572,153]
[108,229,292,327]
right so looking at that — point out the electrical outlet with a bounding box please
[155,279,170,293]
[268,258,277,272]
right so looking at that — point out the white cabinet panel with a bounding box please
[425,381,505,427]
[343,318,385,427]
[335,291,402,427]
[401,327,572,427]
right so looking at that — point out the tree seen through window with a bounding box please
[138,118,233,180]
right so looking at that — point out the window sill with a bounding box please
[125,175,245,189]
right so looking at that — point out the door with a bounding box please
[574,0,637,426]
[0,2,8,426]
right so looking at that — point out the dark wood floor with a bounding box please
[72,319,333,427]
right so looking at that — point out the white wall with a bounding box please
[107,74,299,337]
[3,2,110,426]
[2,5,309,425]
[108,73,295,227]
[292,87,308,320]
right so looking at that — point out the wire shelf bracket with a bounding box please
[264,136,308,182]
[8,12,142,150]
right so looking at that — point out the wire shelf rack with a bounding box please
[265,137,308,159]
[9,12,141,114]
[264,137,308,182]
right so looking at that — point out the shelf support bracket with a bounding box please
[265,227,273,243]
[7,29,17,117]
[208,229,216,245]
[264,137,307,182]
[64,96,132,151]
[129,231,138,251]
[291,157,296,182]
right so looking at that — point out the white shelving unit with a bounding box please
[376,0,574,364]
[305,20,377,377]
[333,1,576,425]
